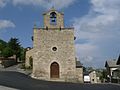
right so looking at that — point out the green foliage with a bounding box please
[0,38,26,62]
[0,39,7,50]
[102,69,107,79]
[84,67,95,72]
[2,47,14,58]
[20,63,26,69]
[19,47,26,62]
[0,39,7,57]
[25,66,32,70]
[20,63,32,70]
[83,66,86,72]
[95,69,107,82]
[8,38,21,58]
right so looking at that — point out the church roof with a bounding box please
[76,61,82,68]
[43,7,64,15]
[83,71,89,75]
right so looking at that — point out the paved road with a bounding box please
[0,71,120,90]
[0,64,31,75]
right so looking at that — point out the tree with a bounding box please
[85,67,94,72]
[19,47,26,62]
[0,39,7,57]
[2,47,14,58]
[83,66,86,72]
[8,38,21,59]
[0,38,26,62]
[0,39,7,50]
[96,69,107,82]
[102,69,107,79]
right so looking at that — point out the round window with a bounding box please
[52,47,57,51]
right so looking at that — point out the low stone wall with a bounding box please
[0,58,16,68]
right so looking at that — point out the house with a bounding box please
[83,70,100,83]
[25,7,83,83]
[105,55,120,83]
[89,71,97,83]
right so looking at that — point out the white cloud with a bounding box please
[0,20,15,30]
[75,43,99,57]
[73,0,120,68]
[0,0,75,9]
[49,0,75,9]
[0,0,6,7]
[81,56,94,66]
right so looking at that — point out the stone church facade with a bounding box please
[26,8,83,83]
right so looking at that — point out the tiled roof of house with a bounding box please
[117,55,120,65]
[105,60,119,68]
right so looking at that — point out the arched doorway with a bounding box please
[50,62,59,78]
[29,56,33,69]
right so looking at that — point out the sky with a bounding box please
[0,0,120,68]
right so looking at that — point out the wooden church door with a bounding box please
[50,62,59,78]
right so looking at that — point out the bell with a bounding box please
[52,19,55,22]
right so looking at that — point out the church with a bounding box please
[25,8,83,83]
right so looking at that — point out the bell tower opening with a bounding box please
[43,8,64,28]
[50,12,57,25]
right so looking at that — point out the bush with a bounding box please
[2,47,14,58]
[20,63,26,69]
[20,63,32,70]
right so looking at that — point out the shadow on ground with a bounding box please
[0,71,120,90]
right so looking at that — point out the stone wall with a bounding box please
[25,8,83,83]
[25,49,34,67]
[0,57,16,68]
[33,29,77,82]
[76,68,83,83]
[89,71,97,83]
